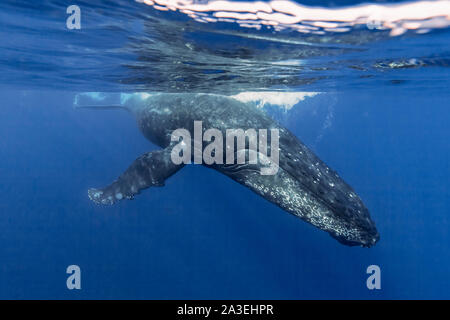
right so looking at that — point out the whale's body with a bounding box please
[83,92,379,247]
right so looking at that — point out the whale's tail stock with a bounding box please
[73,104,130,112]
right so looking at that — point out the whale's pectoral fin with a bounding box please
[88,147,183,205]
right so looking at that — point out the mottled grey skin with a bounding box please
[86,93,379,247]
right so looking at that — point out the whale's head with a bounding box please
[314,185,380,247]
[327,203,380,248]
[279,149,379,247]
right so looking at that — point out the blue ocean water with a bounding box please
[0,0,449,299]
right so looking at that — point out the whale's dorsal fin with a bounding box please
[88,146,184,205]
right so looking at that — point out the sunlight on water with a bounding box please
[0,0,449,92]
[137,0,450,36]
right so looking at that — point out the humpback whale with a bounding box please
[79,92,379,247]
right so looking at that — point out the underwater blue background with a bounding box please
[0,0,449,299]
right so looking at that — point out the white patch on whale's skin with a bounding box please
[73,92,107,106]
[83,92,107,101]
[149,107,172,115]
[230,91,320,111]
[120,92,153,105]
[91,190,103,199]
[73,92,155,110]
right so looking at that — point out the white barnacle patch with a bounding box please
[230,92,320,111]
[92,190,103,199]
[116,193,123,200]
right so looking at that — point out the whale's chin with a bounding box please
[330,232,380,248]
